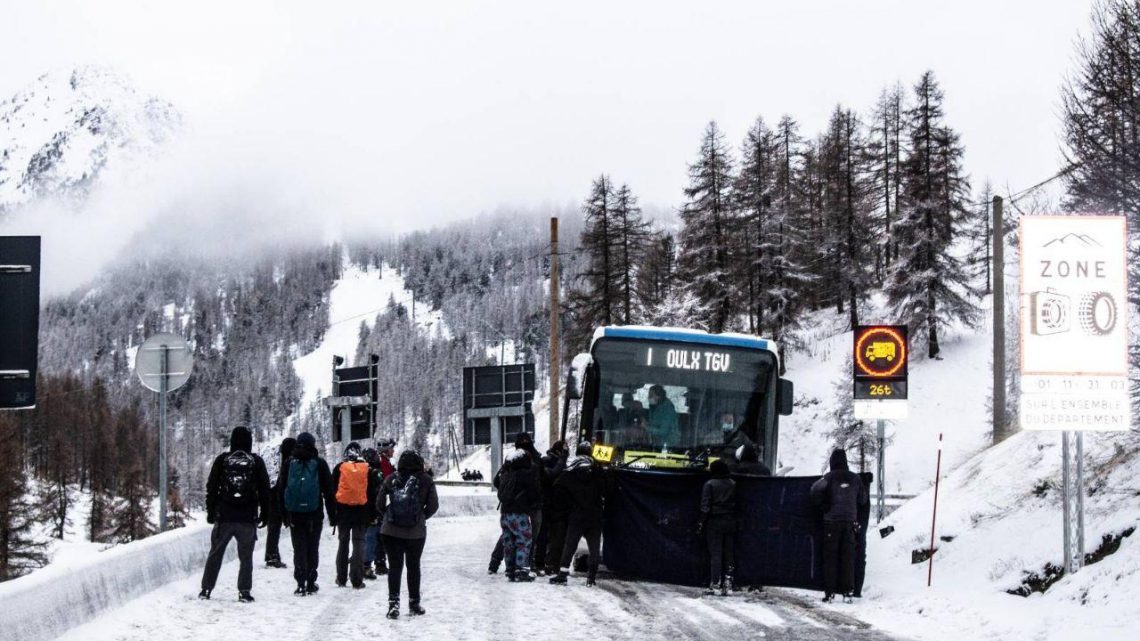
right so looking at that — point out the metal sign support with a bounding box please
[876,419,886,523]
[158,345,168,533]
[1061,431,1086,574]
[490,416,503,481]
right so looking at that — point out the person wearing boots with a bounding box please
[279,431,336,596]
[488,434,545,576]
[549,442,604,587]
[495,446,543,582]
[540,440,570,576]
[332,442,377,589]
[699,458,737,596]
[199,426,272,603]
[810,448,869,603]
[264,437,295,569]
[377,449,439,619]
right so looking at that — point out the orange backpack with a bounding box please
[336,461,370,506]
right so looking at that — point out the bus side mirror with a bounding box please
[566,353,592,400]
[777,378,794,416]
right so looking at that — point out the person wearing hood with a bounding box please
[264,436,296,569]
[332,442,377,589]
[494,445,543,582]
[488,434,545,576]
[549,442,605,586]
[376,449,439,619]
[810,448,869,603]
[199,426,272,602]
[699,458,737,596]
[279,431,336,596]
[732,443,772,476]
[536,440,569,575]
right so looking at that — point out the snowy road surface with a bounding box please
[58,514,904,641]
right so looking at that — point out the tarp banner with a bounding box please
[602,469,870,592]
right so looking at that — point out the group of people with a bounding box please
[198,427,438,619]
[489,434,607,586]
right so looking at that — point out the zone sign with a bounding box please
[853,325,908,400]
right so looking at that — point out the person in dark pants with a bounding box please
[332,442,377,589]
[199,426,271,602]
[377,449,439,619]
[810,448,869,603]
[487,435,545,574]
[264,437,296,569]
[279,431,336,596]
[549,443,604,587]
[698,458,737,596]
[540,441,570,576]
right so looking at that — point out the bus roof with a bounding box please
[591,325,779,359]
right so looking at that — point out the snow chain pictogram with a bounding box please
[1077,291,1117,336]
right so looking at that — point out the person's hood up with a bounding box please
[397,450,424,473]
[230,426,252,453]
[829,448,849,472]
[279,437,296,462]
[294,432,318,461]
[505,447,532,470]
[362,448,380,467]
[709,459,731,478]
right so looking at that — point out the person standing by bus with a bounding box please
[549,442,605,587]
[698,458,737,596]
[810,448,868,603]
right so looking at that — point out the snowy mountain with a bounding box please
[0,66,180,214]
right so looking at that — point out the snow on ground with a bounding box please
[56,512,903,641]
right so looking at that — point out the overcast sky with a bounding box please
[0,0,1096,233]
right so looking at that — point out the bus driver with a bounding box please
[646,385,680,448]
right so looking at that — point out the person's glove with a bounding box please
[282,514,293,529]
[206,511,217,525]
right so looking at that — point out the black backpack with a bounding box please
[387,473,421,527]
[222,451,258,505]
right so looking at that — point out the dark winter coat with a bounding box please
[332,458,379,526]
[733,445,772,476]
[377,450,439,539]
[700,477,737,519]
[555,455,605,528]
[495,451,543,514]
[277,438,336,524]
[206,427,272,525]
[809,449,869,522]
[267,437,296,520]
[541,449,572,521]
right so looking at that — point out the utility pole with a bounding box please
[992,196,1006,444]
[549,217,561,447]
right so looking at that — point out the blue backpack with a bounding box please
[387,473,421,527]
[284,458,320,513]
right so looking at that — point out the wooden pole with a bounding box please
[549,217,561,448]
[927,433,943,587]
[992,196,1006,444]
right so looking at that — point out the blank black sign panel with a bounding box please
[0,237,41,409]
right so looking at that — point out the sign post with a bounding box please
[134,333,194,533]
[0,236,41,410]
[852,325,909,523]
[1019,215,1130,574]
[462,364,536,480]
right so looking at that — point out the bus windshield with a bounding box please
[587,338,778,455]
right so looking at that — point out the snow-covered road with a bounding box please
[57,514,904,641]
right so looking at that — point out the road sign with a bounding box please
[853,325,909,418]
[135,333,194,392]
[0,236,40,410]
[462,364,535,446]
[330,359,378,442]
[1019,216,1130,431]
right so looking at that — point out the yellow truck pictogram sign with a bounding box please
[865,341,896,363]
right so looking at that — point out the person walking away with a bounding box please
[361,447,383,580]
[537,440,569,575]
[550,443,605,587]
[333,442,376,589]
[264,437,296,569]
[377,449,439,619]
[280,431,336,596]
[810,448,869,603]
[199,426,271,602]
[732,443,772,476]
[698,458,737,596]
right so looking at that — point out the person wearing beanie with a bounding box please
[810,448,869,603]
[488,434,546,576]
[331,442,377,588]
[264,436,296,569]
[376,448,438,619]
[549,442,605,587]
[278,431,336,596]
[200,426,272,603]
[698,457,737,596]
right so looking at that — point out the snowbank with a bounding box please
[0,523,233,641]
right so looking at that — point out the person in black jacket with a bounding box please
[332,442,378,589]
[487,435,546,575]
[264,436,295,569]
[549,442,604,586]
[810,448,869,603]
[199,426,271,602]
[699,458,737,596]
[732,443,772,476]
[279,431,336,596]
[538,441,569,576]
[495,447,543,582]
[376,449,439,619]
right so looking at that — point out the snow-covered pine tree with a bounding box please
[612,183,651,325]
[967,181,994,295]
[677,121,737,332]
[109,463,155,543]
[0,417,47,580]
[734,117,779,334]
[869,83,906,279]
[566,175,620,348]
[819,106,875,329]
[886,71,979,358]
[637,231,677,324]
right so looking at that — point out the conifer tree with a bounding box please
[967,181,994,295]
[612,184,651,325]
[637,232,677,324]
[566,175,620,348]
[869,84,906,277]
[0,418,47,580]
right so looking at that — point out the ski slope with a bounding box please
[54,512,903,641]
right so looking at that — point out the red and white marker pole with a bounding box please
[928,432,943,587]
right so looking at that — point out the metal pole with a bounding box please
[1062,431,1075,574]
[992,196,1006,444]
[158,345,169,533]
[876,419,886,523]
[927,433,943,587]
[490,416,503,481]
[549,217,561,448]
[1076,432,1086,567]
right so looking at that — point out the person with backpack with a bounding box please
[199,426,272,602]
[376,449,438,619]
[698,458,737,596]
[549,442,604,587]
[810,448,869,603]
[332,442,377,589]
[370,438,398,577]
[494,446,542,582]
[264,436,296,569]
[487,434,544,575]
[279,431,336,596]
[361,447,382,580]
